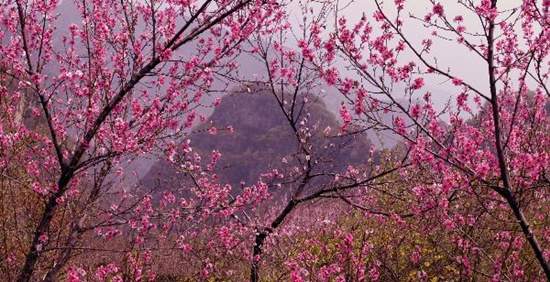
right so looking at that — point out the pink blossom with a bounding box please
[411,77,425,90]
[432,3,445,17]
[452,77,463,86]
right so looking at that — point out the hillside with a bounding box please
[141,85,373,194]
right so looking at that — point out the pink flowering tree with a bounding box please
[234,3,414,279]
[301,0,550,279]
[127,2,411,279]
[1,0,549,280]
[0,0,283,280]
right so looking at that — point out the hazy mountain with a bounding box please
[141,85,373,194]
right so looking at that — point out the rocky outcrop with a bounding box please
[141,85,372,194]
